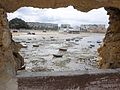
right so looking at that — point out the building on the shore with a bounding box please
[59,24,106,33]
[80,24,106,33]
[59,24,80,34]
[27,22,58,30]
[68,26,80,34]
[59,24,71,32]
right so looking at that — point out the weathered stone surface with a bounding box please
[0,78,17,90]
[2,31,11,48]
[98,7,120,69]
[17,70,120,90]
[0,0,120,12]
[0,0,120,89]
[0,9,14,85]
[0,8,24,88]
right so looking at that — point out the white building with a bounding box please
[80,24,106,33]
[59,24,80,34]
[59,24,71,32]
[27,22,58,30]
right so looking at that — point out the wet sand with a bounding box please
[12,30,105,72]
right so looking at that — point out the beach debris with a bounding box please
[33,44,39,47]
[59,48,67,51]
[88,46,92,48]
[42,37,45,39]
[90,44,95,47]
[22,41,26,43]
[53,54,63,57]
[12,30,18,32]
[27,32,31,35]
[97,41,101,43]
[27,32,35,35]
[87,41,92,43]
[32,33,35,35]
[28,38,32,40]
[26,42,30,43]
[79,37,83,40]
[66,39,70,41]
[22,45,27,48]
[75,39,79,42]
[51,39,56,41]
[50,36,54,38]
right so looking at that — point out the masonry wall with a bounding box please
[17,69,120,90]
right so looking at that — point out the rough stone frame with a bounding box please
[0,0,120,89]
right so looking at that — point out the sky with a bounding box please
[7,6,109,27]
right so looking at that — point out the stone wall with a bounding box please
[98,7,120,69]
[17,69,120,90]
[0,0,120,90]
[0,8,24,90]
[0,8,15,85]
[0,0,120,12]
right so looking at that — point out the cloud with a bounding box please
[7,6,109,26]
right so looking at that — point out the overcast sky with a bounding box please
[7,6,109,26]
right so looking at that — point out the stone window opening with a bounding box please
[0,1,120,89]
[7,6,109,72]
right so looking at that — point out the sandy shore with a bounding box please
[12,30,105,72]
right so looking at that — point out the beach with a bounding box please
[12,30,105,72]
